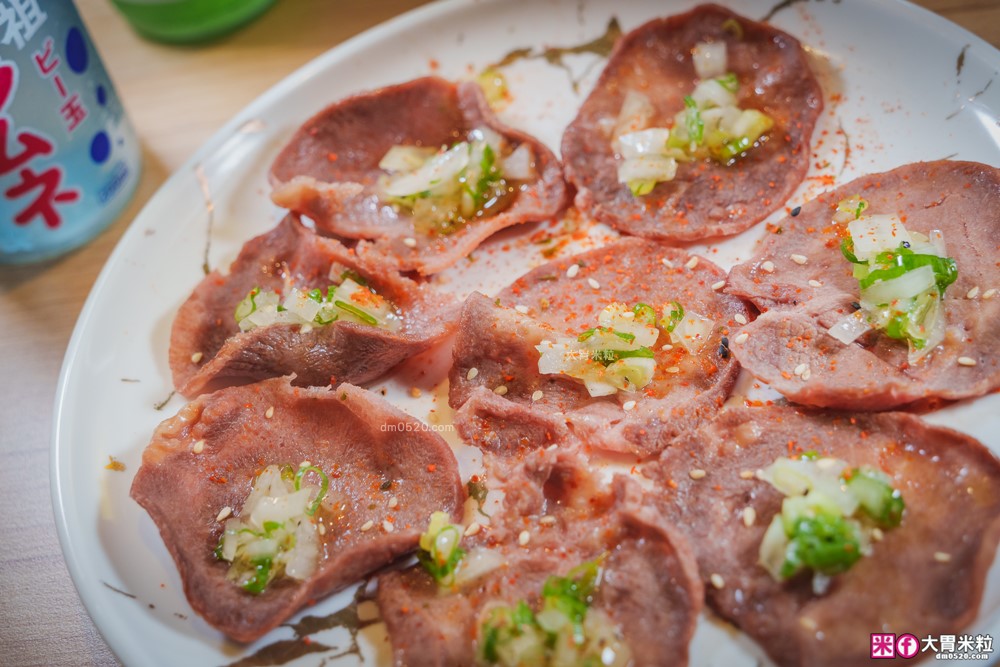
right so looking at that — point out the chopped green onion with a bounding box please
[781,513,862,579]
[845,467,905,528]
[629,180,656,196]
[294,465,329,517]
[338,270,368,287]
[334,300,379,326]
[417,512,466,586]
[684,96,704,145]
[664,301,685,333]
[307,288,324,303]
[242,556,273,595]
[632,303,657,326]
[716,72,739,93]
[234,287,260,322]
[840,236,863,264]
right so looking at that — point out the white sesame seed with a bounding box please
[388,496,398,509]
[190,351,203,363]
[711,280,726,291]
[790,254,808,265]
[318,523,327,536]
[383,520,395,533]
[808,279,823,288]
[742,507,757,527]
[402,237,417,248]
[539,515,557,525]
[192,439,205,454]
[661,343,674,351]
[566,264,580,278]
[531,390,544,402]
[685,256,699,270]
[710,573,725,589]
[958,357,977,367]
[661,258,675,268]
[464,522,482,537]
[300,460,311,468]
[515,305,529,314]
[216,506,232,522]
[801,367,812,380]
[689,469,707,480]
[734,314,748,325]
[739,470,755,480]
[984,288,997,299]
[734,332,749,344]
[967,286,980,299]
[300,323,314,335]
[361,520,374,532]
[265,406,275,419]
[518,530,531,546]
[621,311,636,320]
[666,366,681,374]
[871,527,884,542]
[622,400,637,411]
[494,385,508,396]
[794,363,808,376]
[761,260,775,273]
[467,367,479,380]
[587,278,601,289]
[934,551,951,563]
[800,617,818,631]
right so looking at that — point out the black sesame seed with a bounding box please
[721,336,730,347]
[791,206,802,217]
[851,301,861,311]
[718,344,730,359]
[902,241,911,248]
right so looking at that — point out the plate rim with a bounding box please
[49,0,1000,665]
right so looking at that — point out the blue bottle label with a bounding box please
[0,0,140,263]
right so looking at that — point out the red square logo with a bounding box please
[871,633,896,659]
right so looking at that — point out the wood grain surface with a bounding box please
[0,1,995,664]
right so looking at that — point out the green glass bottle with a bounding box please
[111,0,276,44]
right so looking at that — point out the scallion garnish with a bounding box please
[294,464,330,517]
[334,300,379,326]
[417,512,466,586]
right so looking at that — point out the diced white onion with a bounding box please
[612,90,654,138]
[452,548,505,588]
[596,303,660,347]
[758,515,788,581]
[382,142,470,197]
[378,145,436,172]
[692,41,727,79]
[468,126,504,153]
[617,154,678,185]
[617,128,671,159]
[691,78,736,110]
[847,214,912,261]
[860,264,936,305]
[501,144,535,180]
[669,310,715,354]
[827,311,872,345]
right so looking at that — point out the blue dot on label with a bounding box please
[96,85,107,106]
[66,27,89,74]
[90,131,110,163]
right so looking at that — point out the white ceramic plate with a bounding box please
[52,0,1000,665]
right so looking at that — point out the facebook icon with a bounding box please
[896,634,920,659]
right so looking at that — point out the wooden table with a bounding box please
[0,1,995,664]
